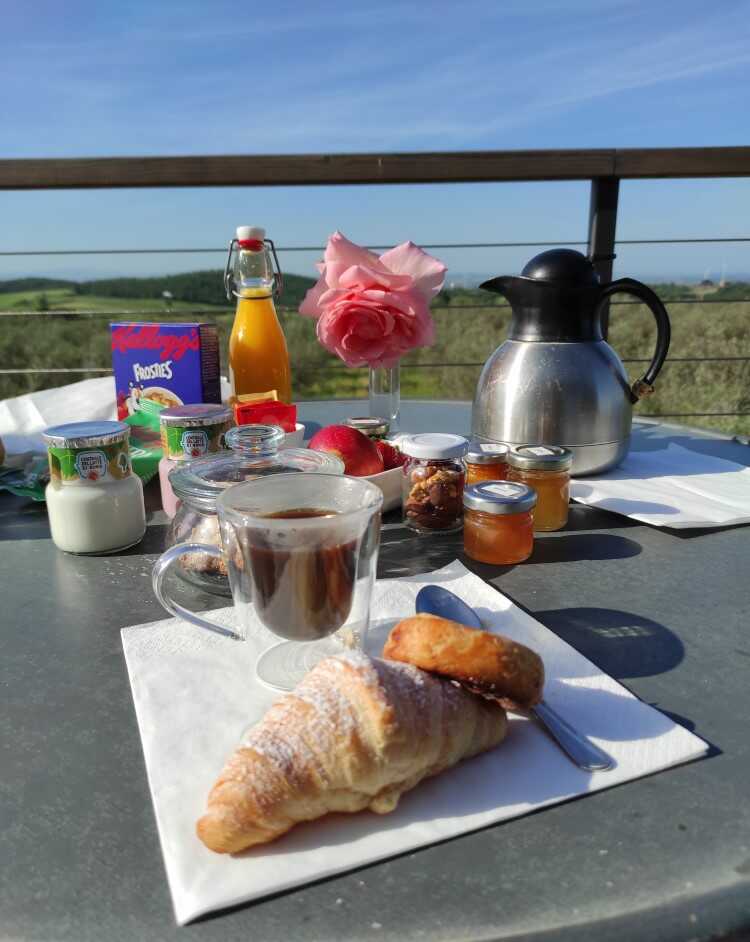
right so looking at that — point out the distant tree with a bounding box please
[36,293,50,311]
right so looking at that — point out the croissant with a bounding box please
[197,650,507,853]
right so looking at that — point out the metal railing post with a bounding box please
[587,177,620,337]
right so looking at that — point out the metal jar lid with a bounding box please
[463,480,537,515]
[466,441,509,464]
[401,433,468,460]
[507,444,573,472]
[159,404,233,428]
[346,416,390,438]
[42,420,129,448]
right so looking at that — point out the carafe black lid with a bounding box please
[521,249,600,285]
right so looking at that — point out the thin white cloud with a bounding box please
[2,0,750,155]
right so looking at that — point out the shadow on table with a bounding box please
[377,527,643,578]
[633,424,750,465]
[535,606,684,679]
[377,524,464,578]
[572,484,680,519]
[662,521,750,540]
[571,491,749,539]
[560,503,640,532]
[99,519,170,556]
[0,496,50,541]
[526,532,643,565]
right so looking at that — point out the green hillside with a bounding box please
[0,272,748,436]
[0,269,315,310]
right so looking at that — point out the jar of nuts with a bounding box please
[401,433,468,533]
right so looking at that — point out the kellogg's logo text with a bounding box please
[111,324,199,362]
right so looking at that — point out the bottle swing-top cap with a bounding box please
[236,226,266,250]
[225,225,283,300]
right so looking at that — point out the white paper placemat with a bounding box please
[570,442,750,528]
[121,560,708,925]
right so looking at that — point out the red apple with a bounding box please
[308,425,384,476]
[375,440,406,470]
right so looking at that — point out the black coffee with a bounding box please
[242,508,357,641]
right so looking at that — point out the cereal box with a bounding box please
[110,322,221,420]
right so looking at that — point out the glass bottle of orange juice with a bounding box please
[224,226,292,403]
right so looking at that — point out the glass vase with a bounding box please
[368,362,400,430]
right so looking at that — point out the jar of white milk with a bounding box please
[43,421,146,554]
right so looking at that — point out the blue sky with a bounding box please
[2,0,749,282]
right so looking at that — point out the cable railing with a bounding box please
[1,147,749,428]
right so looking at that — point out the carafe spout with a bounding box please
[478,275,513,300]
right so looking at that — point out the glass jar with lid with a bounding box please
[463,480,537,565]
[42,421,146,554]
[464,441,509,485]
[506,445,573,532]
[401,433,468,533]
[158,404,233,518]
[166,424,344,594]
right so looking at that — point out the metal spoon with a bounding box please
[415,584,614,772]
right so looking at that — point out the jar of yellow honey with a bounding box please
[507,445,572,532]
[463,481,537,565]
[464,441,509,485]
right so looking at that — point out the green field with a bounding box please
[1,277,748,436]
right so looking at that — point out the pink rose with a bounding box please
[299,231,447,368]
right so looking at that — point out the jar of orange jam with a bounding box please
[465,442,509,485]
[507,445,572,532]
[463,481,537,565]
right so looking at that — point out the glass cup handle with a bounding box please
[151,542,243,641]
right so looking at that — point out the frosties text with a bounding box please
[133,360,173,382]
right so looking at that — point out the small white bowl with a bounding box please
[281,423,306,449]
[363,465,403,512]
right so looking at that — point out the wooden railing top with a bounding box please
[1,146,749,190]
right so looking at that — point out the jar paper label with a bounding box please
[179,429,209,458]
[161,420,231,460]
[48,440,131,485]
[479,444,506,454]
[526,446,556,456]
[485,483,520,498]
[74,450,108,481]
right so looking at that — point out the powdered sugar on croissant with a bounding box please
[197,651,507,853]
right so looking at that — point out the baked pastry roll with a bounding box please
[384,614,544,709]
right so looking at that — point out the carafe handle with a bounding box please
[152,543,244,640]
[595,278,671,403]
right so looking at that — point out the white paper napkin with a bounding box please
[0,376,233,460]
[570,442,750,528]
[0,377,118,457]
[121,560,707,925]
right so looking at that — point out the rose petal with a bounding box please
[323,232,386,284]
[299,275,328,317]
[337,263,414,293]
[379,241,447,302]
[317,286,347,308]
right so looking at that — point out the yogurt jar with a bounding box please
[158,404,233,517]
[43,421,146,554]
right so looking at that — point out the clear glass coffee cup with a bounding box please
[152,473,383,690]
